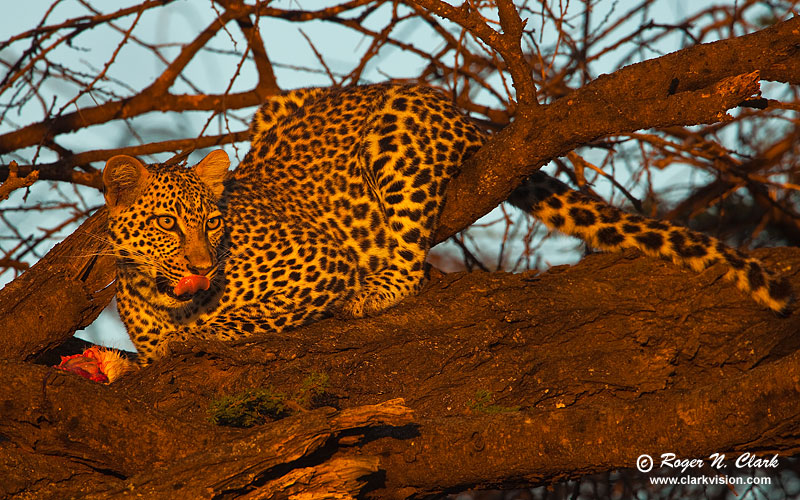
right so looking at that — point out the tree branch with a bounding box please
[2,248,798,497]
[435,13,800,240]
[0,161,38,201]
[0,209,114,361]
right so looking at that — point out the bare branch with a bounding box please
[0,161,38,202]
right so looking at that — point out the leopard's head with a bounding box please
[103,150,230,308]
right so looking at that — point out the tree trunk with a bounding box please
[2,246,798,498]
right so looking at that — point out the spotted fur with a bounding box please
[104,84,791,364]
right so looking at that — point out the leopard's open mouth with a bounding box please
[155,274,193,301]
[155,273,212,301]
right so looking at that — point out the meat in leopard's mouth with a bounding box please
[155,273,211,301]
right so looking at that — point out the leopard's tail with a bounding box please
[508,171,792,314]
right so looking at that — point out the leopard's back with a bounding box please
[224,84,486,321]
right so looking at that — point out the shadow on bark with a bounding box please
[2,241,798,498]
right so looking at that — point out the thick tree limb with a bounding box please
[0,209,114,361]
[435,14,800,240]
[0,361,410,499]
[1,248,798,498]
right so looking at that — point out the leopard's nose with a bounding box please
[185,232,215,275]
[185,251,214,275]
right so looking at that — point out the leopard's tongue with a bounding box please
[174,275,211,296]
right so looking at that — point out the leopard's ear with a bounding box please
[103,155,150,213]
[194,149,230,200]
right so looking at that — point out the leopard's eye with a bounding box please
[155,215,177,231]
[206,215,223,231]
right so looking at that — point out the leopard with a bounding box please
[103,83,791,366]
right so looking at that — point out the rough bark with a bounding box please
[1,247,799,498]
[0,209,114,361]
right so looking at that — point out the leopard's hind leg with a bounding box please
[339,87,485,317]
